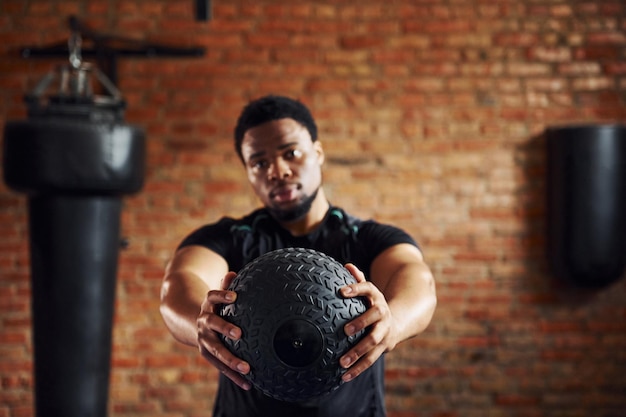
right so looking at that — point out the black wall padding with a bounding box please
[547,124,626,288]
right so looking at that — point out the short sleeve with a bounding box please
[357,221,419,258]
[177,217,235,258]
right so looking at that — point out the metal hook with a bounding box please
[68,30,82,69]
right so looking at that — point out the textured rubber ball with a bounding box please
[219,247,367,402]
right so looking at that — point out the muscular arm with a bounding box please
[370,242,437,341]
[160,245,252,389]
[160,245,228,345]
[339,243,437,381]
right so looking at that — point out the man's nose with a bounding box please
[268,158,292,180]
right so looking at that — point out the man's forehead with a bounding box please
[242,119,311,153]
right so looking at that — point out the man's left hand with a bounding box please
[338,263,400,382]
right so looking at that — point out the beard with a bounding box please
[268,187,319,223]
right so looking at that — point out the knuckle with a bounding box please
[353,316,368,330]
[210,345,221,358]
[354,339,373,356]
[369,303,385,317]
[365,332,382,348]
[206,313,226,332]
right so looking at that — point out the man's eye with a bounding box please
[285,149,303,159]
[252,160,268,170]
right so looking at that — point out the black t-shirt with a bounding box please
[179,206,418,417]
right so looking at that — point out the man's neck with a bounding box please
[280,189,330,237]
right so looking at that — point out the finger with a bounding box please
[340,308,390,371]
[199,344,252,390]
[342,314,388,365]
[340,344,386,382]
[342,302,384,338]
[221,271,238,290]
[197,328,250,374]
[199,306,242,340]
[340,279,380,301]
[204,288,237,308]
[344,263,366,283]
[339,319,390,378]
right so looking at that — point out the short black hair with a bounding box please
[234,95,318,162]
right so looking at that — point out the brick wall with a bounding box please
[1,1,626,416]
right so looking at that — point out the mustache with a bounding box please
[269,182,301,196]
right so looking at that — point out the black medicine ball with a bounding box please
[219,247,367,402]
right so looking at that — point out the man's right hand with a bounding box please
[196,271,252,390]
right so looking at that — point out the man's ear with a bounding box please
[314,141,325,165]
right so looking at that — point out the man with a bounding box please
[160,95,437,417]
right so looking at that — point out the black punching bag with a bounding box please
[2,53,145,416]
[546,124,626,288]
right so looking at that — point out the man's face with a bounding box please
[240,118,324,222]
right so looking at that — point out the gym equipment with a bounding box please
[2,30,145,417]
[220,247,367,402]
[546,124,626,288]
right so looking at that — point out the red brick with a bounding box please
[574,45,621,60]
[587,31,626,44]
[494,32,539,47]
[371,49,416,65]
[541,349,586,361]
[539,321,584,333]
[112,402,159,413]
[340,35,385,50]
[527,46,572,62]
[572,76,614,91]
[604,62,626,75]
[495,394,541,406]
[203,181,245,194]
[457,336,499,347]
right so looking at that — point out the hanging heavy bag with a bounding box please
[2,39,145,417]
[546,124,626,288]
